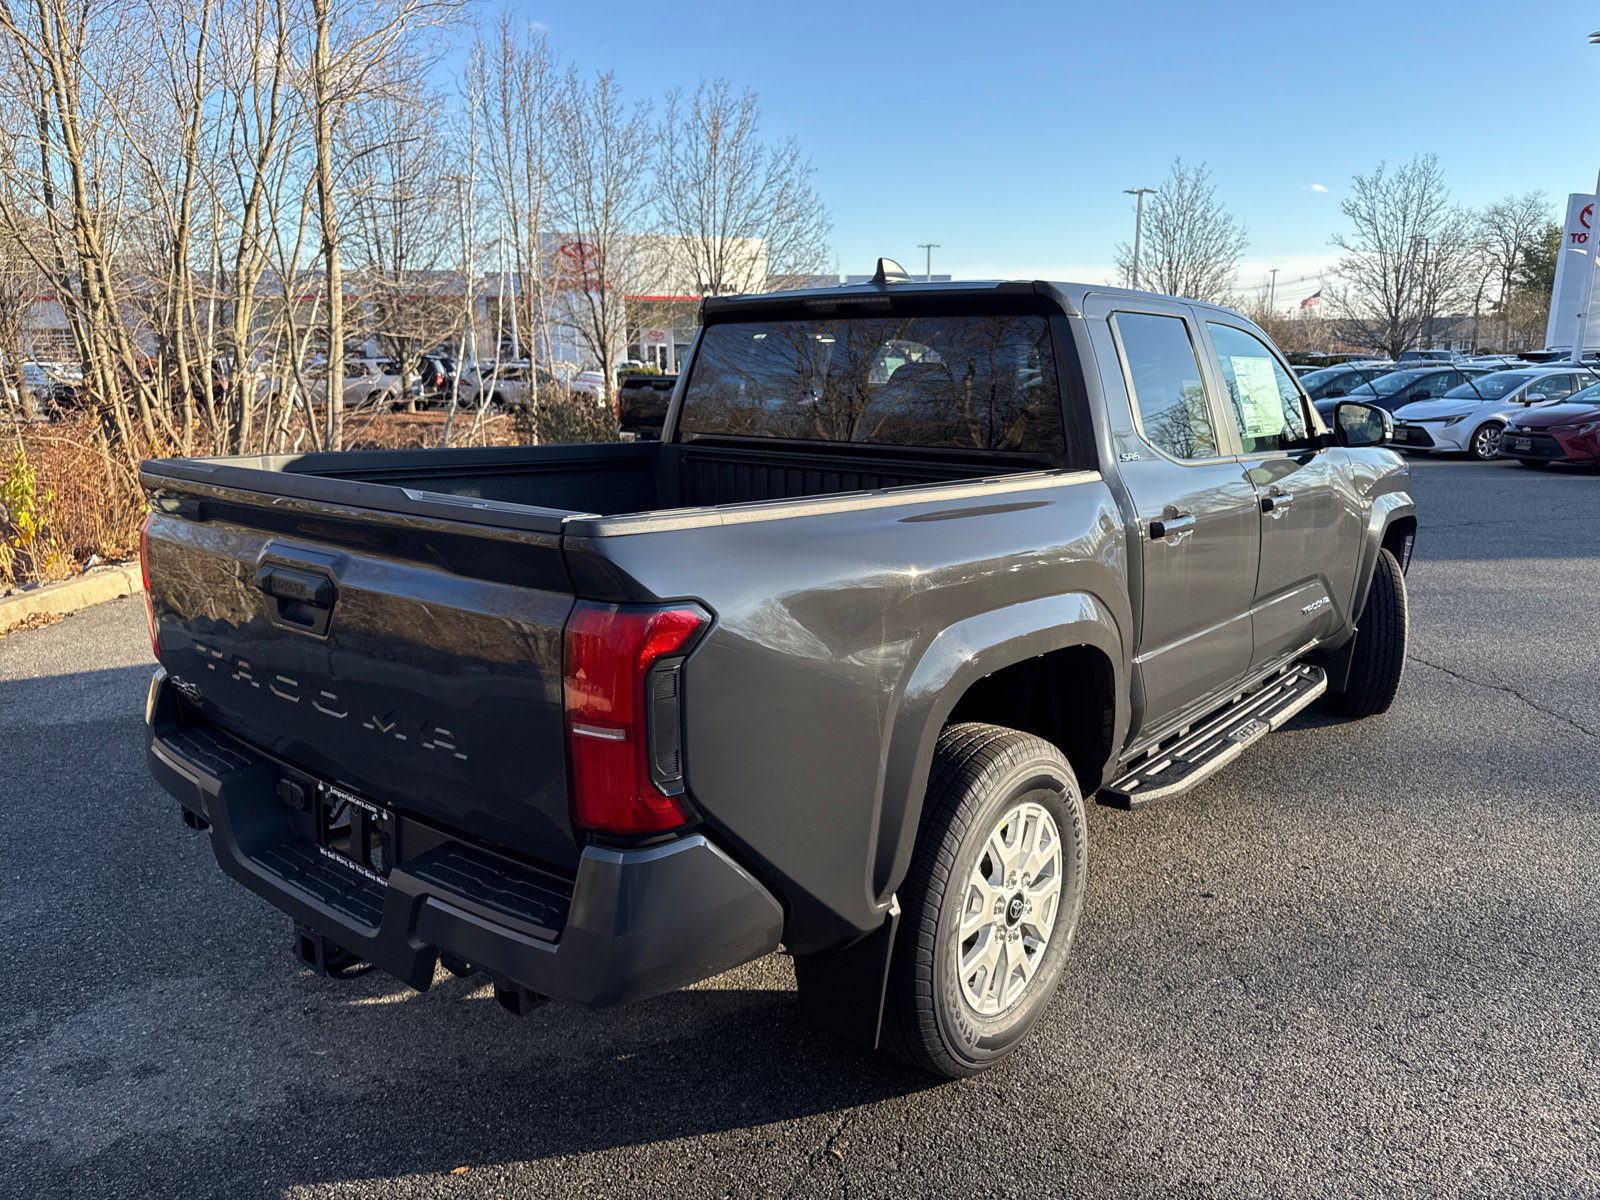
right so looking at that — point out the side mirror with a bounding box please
[1524,394,1546,403]
[1333,401,1392,448]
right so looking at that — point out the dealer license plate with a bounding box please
[1510,436,1532,451]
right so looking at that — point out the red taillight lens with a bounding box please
[139,512,160,661]
[563,601,707,835]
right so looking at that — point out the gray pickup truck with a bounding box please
[141,269,1415,1078]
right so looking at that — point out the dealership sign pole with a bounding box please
[1571,31,1600,363]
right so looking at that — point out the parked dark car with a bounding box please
[617,374,678,438]
[1499,382,1600,466]
[1297,361,1396,401]
[139,271,1414,1079]
[1313,365,1496,419]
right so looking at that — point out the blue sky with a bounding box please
[472,0,1600,306]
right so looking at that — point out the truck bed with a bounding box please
[158,437,1058,522]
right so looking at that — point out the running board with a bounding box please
[1100,664,1328,809]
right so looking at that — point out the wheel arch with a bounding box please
[870,593,1126,911]
[1350,493,1416,621]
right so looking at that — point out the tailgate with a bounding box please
[144,486,579,870]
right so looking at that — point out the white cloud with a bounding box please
[1309,183,1329,193]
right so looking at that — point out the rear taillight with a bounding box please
[563,601,708,835]
[139,512,159,661]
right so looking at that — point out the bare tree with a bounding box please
[301,0,464,449]
[1329,155,1477,359]
[478,16,558,408]
[202,0,305,453]
[1114,158,1247,304]
[1478,191,1552,349]
[344,72,459,410]
[549,68,655,399]
[0,0,168,449]
[657,79,830,296]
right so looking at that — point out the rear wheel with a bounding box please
[882,723,1087,1078]
[1325,547,1407,718]
[1468,421,1504,461]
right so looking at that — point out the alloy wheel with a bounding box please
[1472,423,1503,460]
[956,799,1063,1016]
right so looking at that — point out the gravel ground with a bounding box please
[2,457,1598,1199]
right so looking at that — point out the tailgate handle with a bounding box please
[255,565,336,636]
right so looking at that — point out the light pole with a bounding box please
[1124,188,1157,289]
[1268,268,1279,315]
[917,243,940,282]
[1572,30,1600,364]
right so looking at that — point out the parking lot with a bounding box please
[2,457,1598,1199]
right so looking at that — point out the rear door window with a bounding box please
[1531,374,1578,401]
[678,314,1067,461]
[1207,323,1312,454]
[1111,312,1217,459]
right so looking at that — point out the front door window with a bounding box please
[1207,324,1313,455]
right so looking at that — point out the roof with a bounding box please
[700,278,1253,322]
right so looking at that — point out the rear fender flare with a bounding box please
[870,592,1126,910]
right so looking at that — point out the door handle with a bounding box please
[1262,489,1295,517]
[1149,513,1195,542]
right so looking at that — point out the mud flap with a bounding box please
[792,897,900,1050]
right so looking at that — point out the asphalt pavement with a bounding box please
[3,457,1599,1199]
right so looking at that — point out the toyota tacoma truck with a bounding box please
[141,266,1416,1078]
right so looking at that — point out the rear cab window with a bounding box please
[677,313,1071,464]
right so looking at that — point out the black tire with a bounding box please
[1325,547,1407,717]
[1518,458,1550,469]
[1467,422,1504,461]
[881,723,1087,1078]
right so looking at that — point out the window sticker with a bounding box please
[1230,355,1283,438]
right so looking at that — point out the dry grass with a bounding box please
[340,409,521,450]
[1,415,152,588]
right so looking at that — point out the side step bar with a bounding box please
[1100,663,1328,809]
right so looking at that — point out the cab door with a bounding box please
[1083,296,1261,740]
[1201,320,1362,671]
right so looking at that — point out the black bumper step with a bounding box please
[1102,663,1328,808]
[255,840,387,928]
[402,843,570,942]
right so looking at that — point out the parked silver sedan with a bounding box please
[1389,366,1593,459]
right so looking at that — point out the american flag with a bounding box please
[1301,290,1322,309]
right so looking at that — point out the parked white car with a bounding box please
[569,370,607,397]
[451,361,562,409]
[308,357,408,409]
[1390,366,1594,460]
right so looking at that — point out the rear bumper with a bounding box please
[145,670,783,1006]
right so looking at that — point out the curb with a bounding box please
[0,563,143,629]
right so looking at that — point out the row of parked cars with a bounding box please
[316,355,614,411]
[1,360,86,411]
[1294,357,1600,467]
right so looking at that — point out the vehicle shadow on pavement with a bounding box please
[5,949,944,1197]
